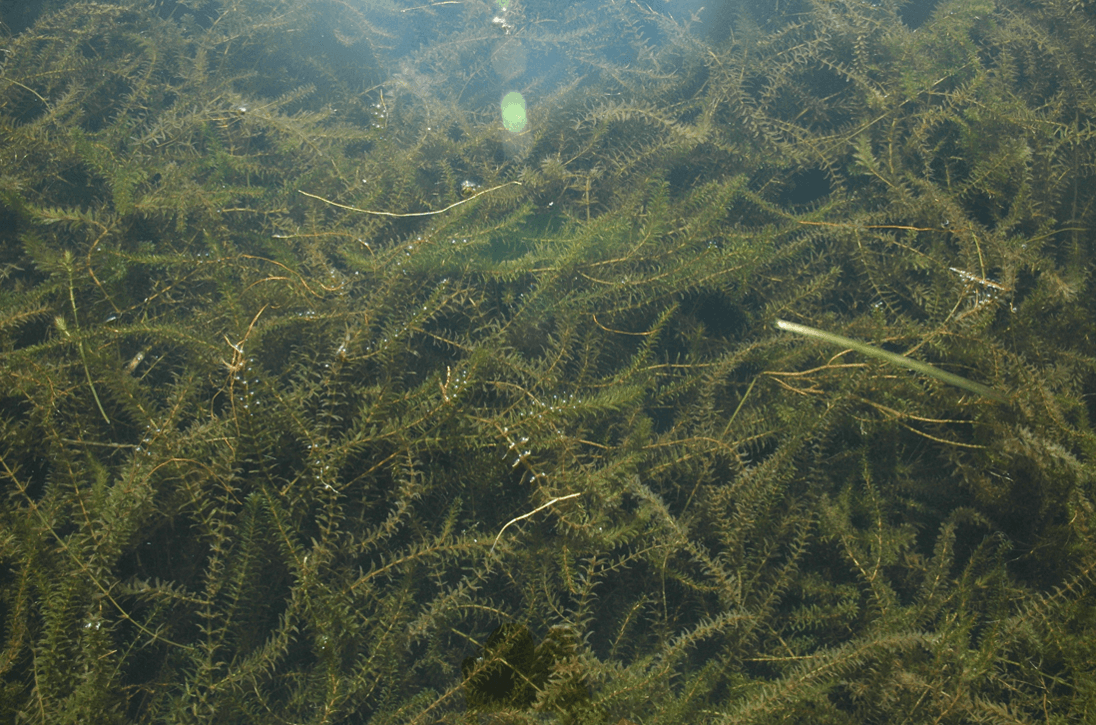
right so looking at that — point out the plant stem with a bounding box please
[775,319,1007,402]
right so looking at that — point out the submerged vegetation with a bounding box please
[1,0,1095,722]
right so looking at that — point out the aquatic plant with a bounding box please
[1,0,1094,722]
[775,318,1007,401]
